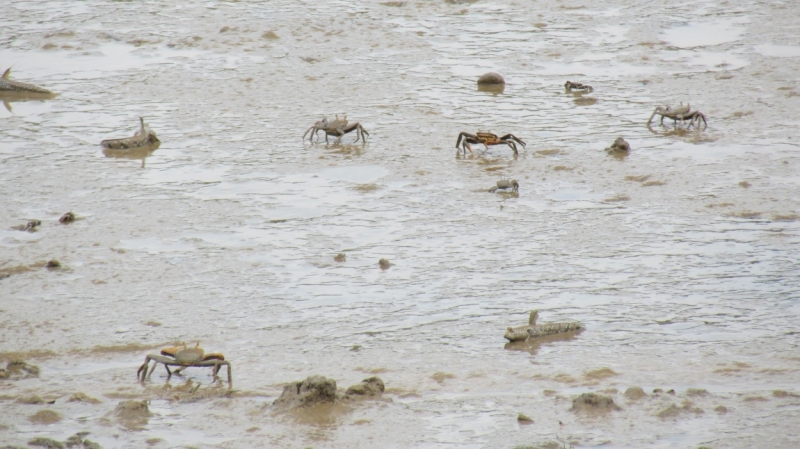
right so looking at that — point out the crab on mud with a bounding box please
[137,343,232,388]
[455,131,526,157]
[489,178,519,193]
[303,114,369,143]
[564,81,593,93]
[647,103,707,130]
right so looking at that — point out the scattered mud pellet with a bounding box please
[477,72,505,85]
[624,386,646,400]
[334,253,346,263]
[571,393,620,413]
[642,180,667,187]
[657,401,703,419]
[772,213,798,221]
[350,344,361,351]
[714,405,728,413]
[738,181,751,188]
[653,388,663,394]
[46,260,61,269]
[59,212,75,224]
[584,367,618,380]
[743,396,768,402]
[381,1,406,6]
[17,395,44,404]
[379,258,392,270]
[686,388,708,397]
[605,194,630,202]
[68,392,101,404]
[144,320,162,327]
[28,409,62,424]
[667,389,675,395]
[534,22,547,28]
[220,26,231,33]
[262,31,279,39]
[431,372,455,384]
[626,175,651,182]
[28,437,65,449]
[517,413,534,423]
[543,389,557,396]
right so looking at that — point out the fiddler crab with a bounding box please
[564,81,594,93]
[489,178,519,193]
[303,114,369,144]
[456,131,526,157]
[648,103,707,130]
[137,342,232,388]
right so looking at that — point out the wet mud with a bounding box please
[2,0,800,447]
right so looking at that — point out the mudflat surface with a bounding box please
[1,0,799,448]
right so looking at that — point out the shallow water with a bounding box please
[1,0,799,448]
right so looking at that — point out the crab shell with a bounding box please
[160,346,225,365]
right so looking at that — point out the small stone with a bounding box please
[262,31,279,39]
[379,258,392,270]
[220,26,231,33]
[653,388,663,394]
[477,72,505,85]
[517,413,533,423]
[46,260,61,269]
[59,212,75,224]
[714,405,728,413]
[334,253,346,263]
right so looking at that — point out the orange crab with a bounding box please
[455,131,526,157]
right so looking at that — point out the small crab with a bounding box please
[648,103,707,130]
[489,178,519,193]
[455,131,526,157]
[564,81,593,93]
[303,114,369,143]
[137,343,232,387]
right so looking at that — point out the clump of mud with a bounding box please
[657,400,703,419]
[624,386,646,400]
[26,432,100,449]
[27,437,65,449]
[570,392,621,413]
[344,377,385,399]
[113,400,152,429]
[273,375,338,409]
[28,410,62,424]
[68,392,101,404]
[0,360,40,379]
[273,375,386,411]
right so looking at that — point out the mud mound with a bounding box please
[570,392,621,413]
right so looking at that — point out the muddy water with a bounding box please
[1,0,799,448]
